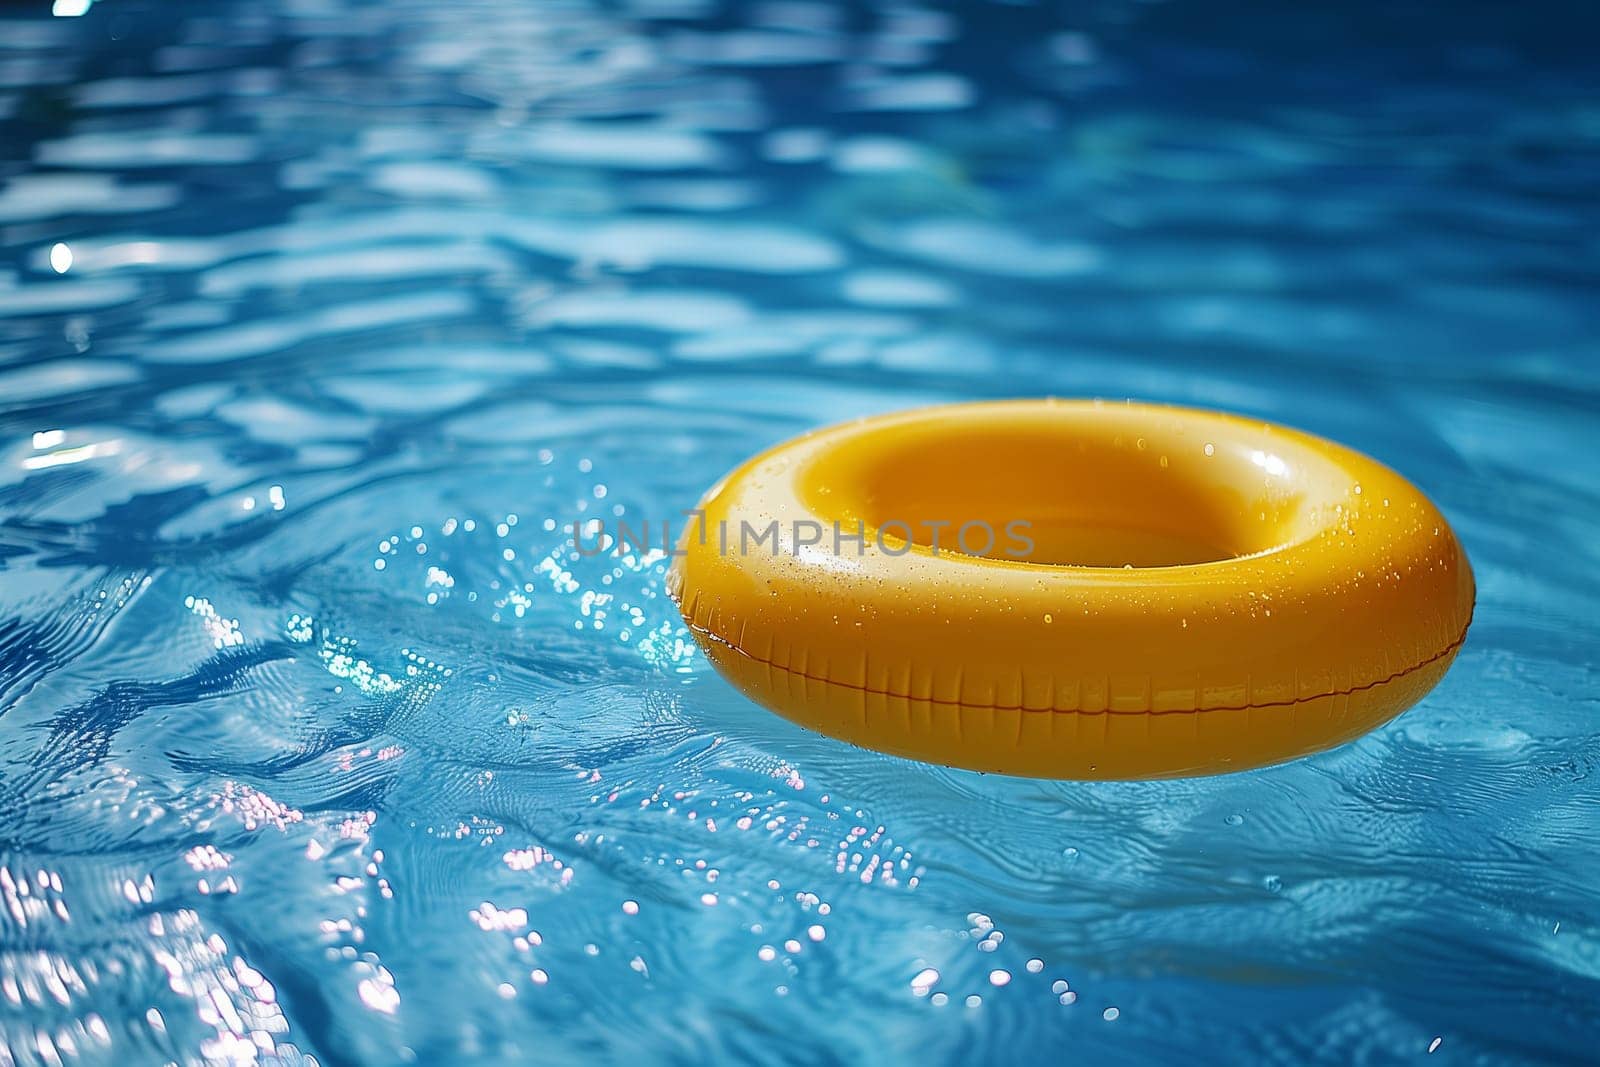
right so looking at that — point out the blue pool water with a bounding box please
[2,1,1598,1062]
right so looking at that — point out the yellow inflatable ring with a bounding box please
[668,399,1474,779]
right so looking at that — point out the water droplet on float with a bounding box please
[1103,1007,1120,1021]
[1203,443,1215,457]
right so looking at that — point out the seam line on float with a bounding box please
[682,606,1474,717]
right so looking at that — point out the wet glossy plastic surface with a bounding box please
[671,401,1475,778]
